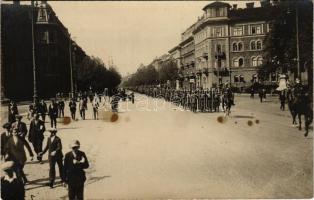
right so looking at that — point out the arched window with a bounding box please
[238,42,243,51]
[250,41,256,50]
[256,41,262,50]
[252,57,257,67]
[232,43,238,51]
[239,58,244,67]
[257,57,263,66]
[233,58,239,67]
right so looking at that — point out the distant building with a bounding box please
[1,1,86,100]
[170,1,281,90]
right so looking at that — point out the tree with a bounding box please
[158,60,179,84]
[76,56,121,92]
[260,0,313,86]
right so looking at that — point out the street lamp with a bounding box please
[69,36,74,98]
[31,1,37,102]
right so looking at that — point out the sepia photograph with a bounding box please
[0,0,313,199]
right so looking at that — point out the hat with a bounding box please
[15,114,23,119]
[1,161,14,172]
[2,122,11,129]
[70,140,80,148]
[48,128,57,133]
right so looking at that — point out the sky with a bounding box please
[19,1,260,76]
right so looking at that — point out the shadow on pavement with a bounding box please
[232,115,255,119]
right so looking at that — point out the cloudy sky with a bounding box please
[45,1,259,76]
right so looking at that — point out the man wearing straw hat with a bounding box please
[1,161,25,200]
[64,140,89,200]
[39,128,64,188]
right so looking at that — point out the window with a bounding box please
[233,42,243,52]
[239,58,244,67]
[256,41,262,50]
[234,75,239,82]
[213,27,223,37]
[38,31,48,44]
[233,27,243,36]
[37,6,48,23]
[257,57,263,66]
[232,43,237,51]
[238,42,243,51]
[252,57,258,67]
[233,58,239,67]
[251,25,262,35]
[250,41,256,50]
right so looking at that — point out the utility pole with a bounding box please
[31,1,37,103]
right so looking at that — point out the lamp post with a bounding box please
[69,36,74,98]
[31,1,37,102]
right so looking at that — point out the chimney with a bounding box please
[13,0,20,6]
[232,4,237,10]
[246,2,254,9]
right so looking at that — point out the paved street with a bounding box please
[1,94,313,199]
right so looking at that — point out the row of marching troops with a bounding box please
[2,99,95,200]
[132,86,234,113]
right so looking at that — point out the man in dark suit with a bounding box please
[69,98,77,120]
[48,100,59,128]
[39,99,48,122]
[29,114,46,162]
[4,127,34,184]
[1,161,25,200]
[39,128,64,188]
[58,100,65,117]
[12,115,27,140]
[1,123,12,159]
[64,140,89,200]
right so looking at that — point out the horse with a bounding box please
[287,89,313,137]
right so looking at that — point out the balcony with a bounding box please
[214,52,226,60]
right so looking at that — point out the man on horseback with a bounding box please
[287,78,313,137]
[222,84,234,116]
